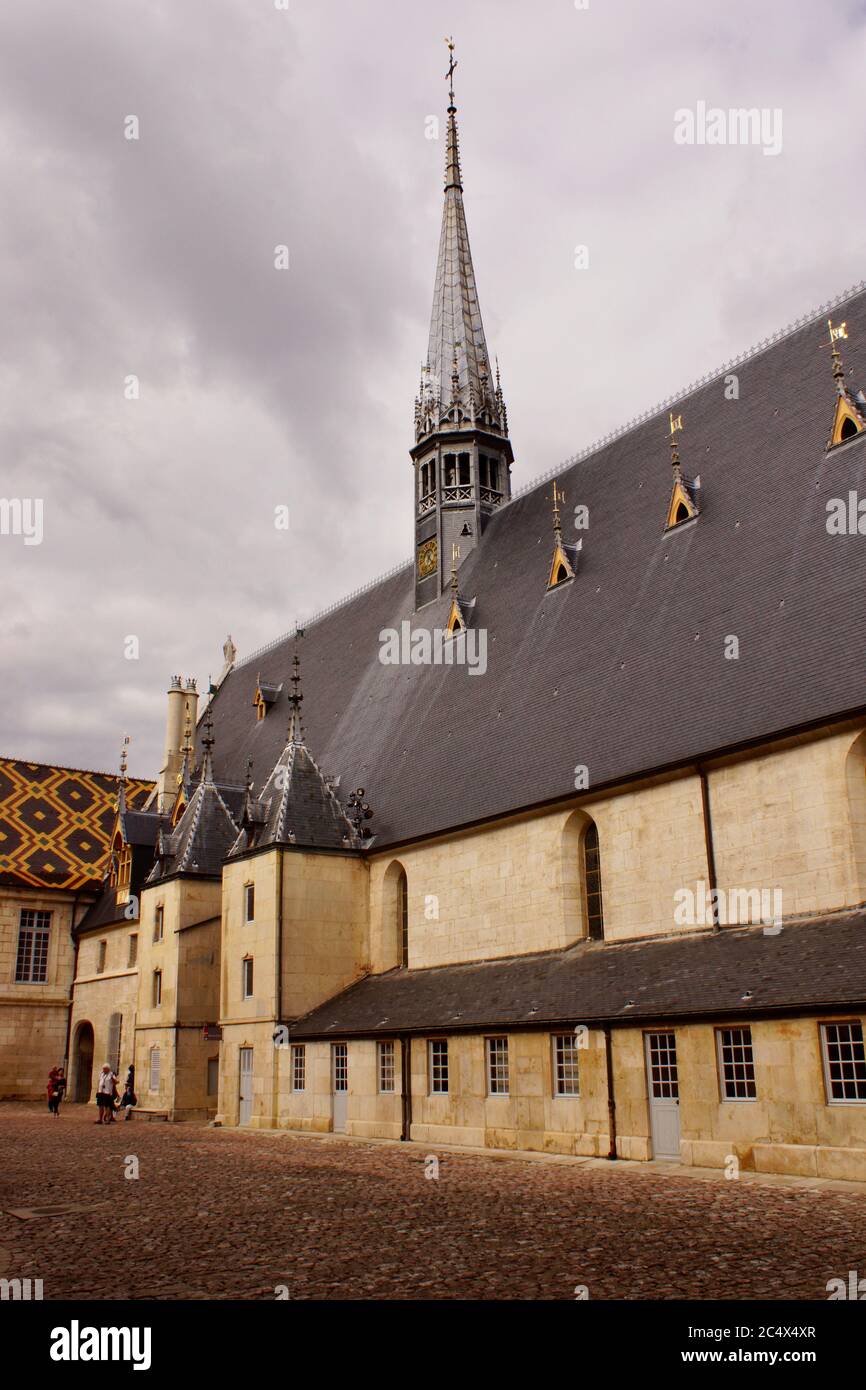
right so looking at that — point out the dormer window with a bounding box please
[253,678,282,722]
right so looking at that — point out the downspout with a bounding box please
[63,890,82,1070]
[603,1024,617,1160]
[400,1035,412,1141]
[697,764,720,932]
[274,851,284,1127]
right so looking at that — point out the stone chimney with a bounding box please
[157,676,194,813]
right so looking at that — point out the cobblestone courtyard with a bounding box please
[2,1103,865,1300]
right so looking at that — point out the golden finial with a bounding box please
[669,410,684,473]
[445,36,457,104]
[119,734,129,779]
[551,480,565,540]
[823,318,849,385]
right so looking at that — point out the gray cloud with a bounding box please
[1,0,864,775]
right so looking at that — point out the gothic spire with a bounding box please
[415,39,505,443]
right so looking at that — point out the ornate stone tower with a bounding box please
[412,43,513,609]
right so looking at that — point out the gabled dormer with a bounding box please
[253,676,283,722]
[824,318,866,450]
[664,410,700,531]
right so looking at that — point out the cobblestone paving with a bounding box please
[1,1103,865,1300]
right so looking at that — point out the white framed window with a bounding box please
[486,1037,509,1096]
[152,968,162,1007]
[244,883,255,923]
[14,909,51,983]
[378,1041,395,1093]
[717,1026,757,1100]
[332,1042,348,1092]
[291,1044,306,1092]
[242,957,254,999]
[127,934,138,968]
[153,905,164,943]
[821,1021,866,1103]
[552,1033,580,1096]
[149,1046,160,1092]
[428,1039,449,1094]
[96,939,107,974]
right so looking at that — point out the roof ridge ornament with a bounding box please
[664,411,700,530]
[546,481,577,590]
[822,318,866,449]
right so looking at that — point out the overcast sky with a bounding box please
[1,0,865,778]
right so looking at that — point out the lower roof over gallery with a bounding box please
[289,907,866,1039]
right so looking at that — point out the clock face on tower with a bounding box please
[418,538,438,580]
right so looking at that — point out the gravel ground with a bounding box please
[1,1102,865,1300]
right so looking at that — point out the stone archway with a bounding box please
[73,1021,94,1103]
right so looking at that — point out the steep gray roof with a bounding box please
[290,909,866,1037]
[207,284,866,848]
[230,718,358,855]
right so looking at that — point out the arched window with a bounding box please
[399,870,409,968]
[583,821,605,941]
[841,414,860,441]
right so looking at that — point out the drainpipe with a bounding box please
[63,891,82,1071]
[697,764,720,932]
[603,1025,617,1160]
[400,1035,412,1141]
[274,851,284,1127]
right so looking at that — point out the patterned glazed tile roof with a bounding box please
[0,758,153,891]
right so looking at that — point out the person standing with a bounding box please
[119,1064,137,1120]
[47,1066,66,1117]
[94,1063,115,1124]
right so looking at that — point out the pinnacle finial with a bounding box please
[824,317,849,388]
[451,542,460,593]
[287,646,305,745]
[445,36,457,107]
[551,481,564,541]
[119,734,129,779]
[669,410,684,476]
[199,706,215,784]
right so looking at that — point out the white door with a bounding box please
[331,1043,348,1133]
[645,1031,681,1161]
[238,1047,254,1126]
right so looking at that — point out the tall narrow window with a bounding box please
[552,1033,580,1096]
[429,1039,449,1094]
[399,870,409,968]
[378,1041,395,1093]
[149,1046,160,1092]
[96,940,107,974]
[152,969,162,1007]
[821,1021,866,1102]
[717,1026,757,1100]
[15,909,51,983]
[127,934,138,968]
[584,822,604,941]
[242,957,254,999]
[486,1037,509,1096]
[153,905,164,943]
[458,452,471,485]
[291,1044,306,1092]
[244,884,255,923]
[107,1012,122,1075]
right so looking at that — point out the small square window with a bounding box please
[717,1026,757,1100]
[822,1021,866,1102]
[378,1041,395,1093]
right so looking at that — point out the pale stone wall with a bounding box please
[69,920,139,1103]
[133,877,222,1117]
[366,724,866,970]
[0,886,78,1098]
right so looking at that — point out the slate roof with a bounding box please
[205,284,866,850]
[0,758,154,891]
[149,776,240,882]
[290,909,866,1037]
